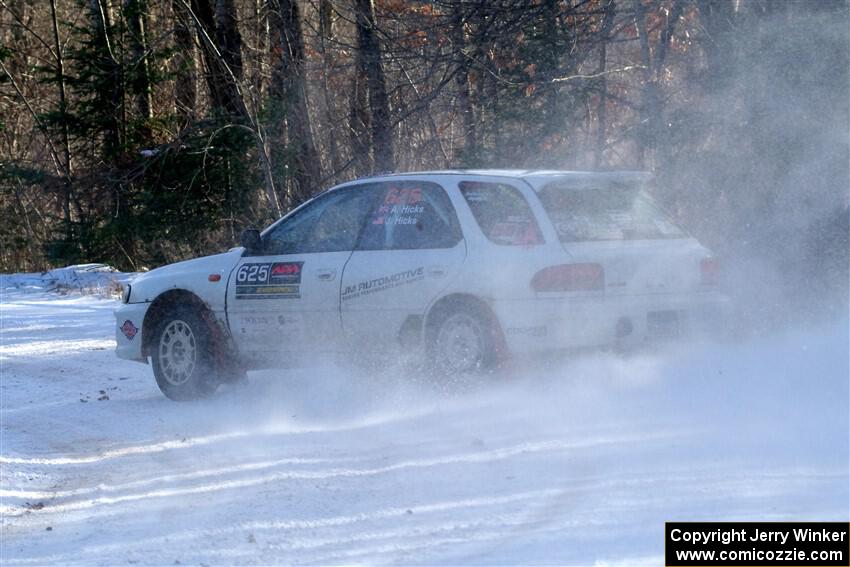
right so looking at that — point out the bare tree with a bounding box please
[173,0,197,123]
[353,0,393,172]
[88,0,124,156]
[270,0,322,204]
[124,0,153,121]
[49,0,75,231]
[451,2,477,164]
[187,0,244,116]
[215,0,243,81]
[594,0,616,168]
[632,0,684,167]
[317,0,343,181]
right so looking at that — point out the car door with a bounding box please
[340,180,466,352]
[226,186,379,363]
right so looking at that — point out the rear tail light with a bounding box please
[700,257,720,285]
[531,263,604,292]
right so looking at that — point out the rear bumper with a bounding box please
[114,302,151,362]
[493,291,730,353]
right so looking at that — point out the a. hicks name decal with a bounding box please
[235,262,303,299]
[371,187,425,226]
[342,266,424,301]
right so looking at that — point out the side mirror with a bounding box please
[240,229,261,254]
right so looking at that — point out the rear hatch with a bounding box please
[536,179,710,296]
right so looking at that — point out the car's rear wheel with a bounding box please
[151,308,218,400]
[427,306,496,376]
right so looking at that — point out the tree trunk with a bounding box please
[187,0,244,117]
[215,0,243,81]
[451,3,477,165]
[251,0,269,96]
[89,0,134,263]
[632,0,684,168]
[353,0,393,173]
[173,0,197,123]
[319,0,333,41]
[539,0,561,148]
[270,0,322,205]
[348,62,371,176]
[696,0,737,94]
[49,0,74,233]
[631,0,658,168]
[125,0,153,121]
[89,0,123,157]
[594,0,615,168]
[652,0,683,168]
[318,0,343,181]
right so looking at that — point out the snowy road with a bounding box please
[1,285,847,565]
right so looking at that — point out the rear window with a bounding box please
[459,181,543,245]
[538,183,685,242]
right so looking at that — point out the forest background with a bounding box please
[1,0,847,322]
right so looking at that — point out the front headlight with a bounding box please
[122,284,132,304]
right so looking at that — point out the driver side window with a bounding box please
[262,187,378,255]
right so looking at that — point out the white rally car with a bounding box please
[115,170,728,399]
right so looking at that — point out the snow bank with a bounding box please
[0,264,136,298]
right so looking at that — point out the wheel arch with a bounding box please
[424,293,508,360]
[141,289,224,359]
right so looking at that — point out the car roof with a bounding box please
[335,169,651,192]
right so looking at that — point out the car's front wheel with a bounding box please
[151,308,219,401]
[427,306,497,376]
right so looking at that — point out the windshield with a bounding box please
[538,182,685,242]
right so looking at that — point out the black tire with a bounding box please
[426,303,497,376]
[151,307,219,401]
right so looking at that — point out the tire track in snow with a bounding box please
[13,467,840,566]
[0,431,681,516]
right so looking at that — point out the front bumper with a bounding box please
[114,302,151,362]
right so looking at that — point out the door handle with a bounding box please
[427,265,447,278]
[316,268,336,281]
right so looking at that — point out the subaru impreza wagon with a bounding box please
[115,170,728,400]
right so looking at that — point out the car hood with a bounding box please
[128,249,244,304]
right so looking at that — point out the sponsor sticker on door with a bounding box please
[235,262,303,299]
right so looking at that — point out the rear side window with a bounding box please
[358,181,462,250]
[459,181,543,245]
[538,182,685,242]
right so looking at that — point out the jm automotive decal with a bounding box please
[235,262,303,299]
[342,266,425,301]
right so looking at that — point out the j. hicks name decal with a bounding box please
[370,187,424,227]
[235,262,303,299]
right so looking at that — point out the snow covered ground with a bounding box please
[1,268,847,565]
